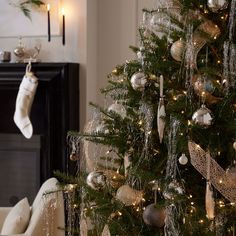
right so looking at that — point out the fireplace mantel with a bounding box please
[0,63,79,205]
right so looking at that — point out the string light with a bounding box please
[199,219,204,224]
[219,179,223,184]
[173,96,177,101]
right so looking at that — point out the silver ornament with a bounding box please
[170,39,186,62]
[194,74,215,95]
[86,171,106,190]
[142,204,166,228]
[178,153,188,165]
[207,0,228,12]
[116,185,143,206]
[233,141,236,150]
[130,72,147,91]
[192,105,214,128]
[108,102,126,118]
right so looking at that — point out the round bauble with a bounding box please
[192,105,214,128]
[178,153,188,165]
[130,72,147,91]
[226,166,236,182]
[86,171,106,190]
[163,181,184,200]
[108,103,126,119]
[170,39,186,62]
[142,204,166,228]
[116,185,143,206]
[233,141,236,150]
[193,74,215,95]
[207,0,228,12]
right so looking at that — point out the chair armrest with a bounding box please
[0,207,12,230]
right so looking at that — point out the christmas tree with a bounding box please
[64,0,236,235]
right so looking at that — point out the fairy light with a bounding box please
[218,151,221,156]
[196,144,200,149]
[181,110,185,114]
[214,36,217,40]
[217,60,221,64]
[188,120,191,126]
[173,96,177,101]
[117,211,122,216]
[189,194,193,199]
[199,219,204,224]
[191,202,194,205]
[204,9,208,14]
[199,4,203,8]
[142,198,146,202]
[180,132,184,136]
[216,80,220,84]
[138,120,143,125]
[219,179,223,184]
[230,202,235,206]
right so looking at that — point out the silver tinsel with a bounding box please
[164,117,181,236]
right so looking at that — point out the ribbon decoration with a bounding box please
[188,141,236,203]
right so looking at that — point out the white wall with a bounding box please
[0,0,158,130]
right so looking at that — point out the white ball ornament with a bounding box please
[86,171,106,190]
[170,39,186,62]
[207,0,228,12]
[233,141,236,150]
[116,185,143,206]
[178,153,188,165]
[108,103,126,119]
[130,72,147,91]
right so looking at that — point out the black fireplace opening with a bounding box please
[0,63,80,207]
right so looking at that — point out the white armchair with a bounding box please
[0,178,65,236]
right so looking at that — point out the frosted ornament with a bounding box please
[178,153,188,165]
[170,39,186,62]
[86,171,106,190]
[192,105,213,128]
[142,204,166,228]
[108,103,126,119]
[193,74,215,95]
[116,185,143,206]
[207,0,228,12]
[130,72,147,91]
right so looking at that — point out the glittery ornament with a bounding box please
[193,74,215,95]
[130,72,147,91]
[116,185,143,206]
[170,39,186,62]
[142,204,166,228]
[207,0,228,12]
[108,102,126,118]
[86,171,106,190]
[178,153,188,165]
[192,105,213,128]
[163,181,184,200]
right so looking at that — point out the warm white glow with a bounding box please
[62,8,65,16]
[47,4,50,11]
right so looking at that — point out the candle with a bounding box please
[47,4,51,42]
[62,8,65,45]
[160,75,164,97]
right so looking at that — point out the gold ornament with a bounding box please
[170,39,186,62]
[116,185,143,206]
[86,171,106,190]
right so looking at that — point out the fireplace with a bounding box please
[0,63,79,206]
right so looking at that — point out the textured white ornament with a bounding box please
[86,171,106,190]
[130,72,147,91]
[206,182,215,220]
[157,98,166,143]
[178,153,188,165]
[116,185,143,206]
[207,0,228,12]
[192,105,213,128]
[163,181,184,200]
[108,102,126,119]
[170,39,186,62]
